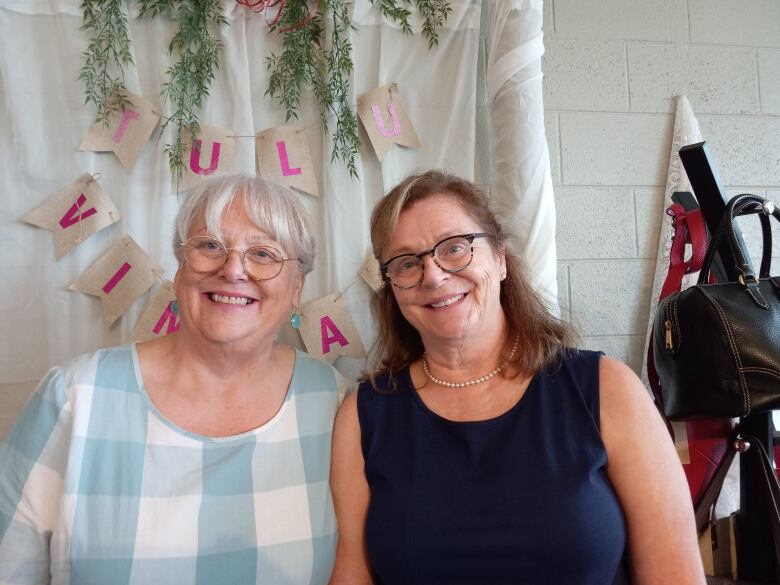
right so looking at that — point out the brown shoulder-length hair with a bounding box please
[367,170,577,389]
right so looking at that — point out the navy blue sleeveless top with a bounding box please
[357,349,630,585]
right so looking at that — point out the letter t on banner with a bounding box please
[298,294,367,364]
[69,235,161,325]
[78,91,161,170]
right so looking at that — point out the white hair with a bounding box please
[173,174,315,274]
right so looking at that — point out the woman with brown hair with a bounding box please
[329,171,704,584]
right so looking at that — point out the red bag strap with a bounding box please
[659,203,708,299]
[647,203,709,437]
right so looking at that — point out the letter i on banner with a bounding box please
[69,235,161,325]
[178,124,236,191]
[78,91,161,170]
[21,174,121,259]
[357,83,421,162]
[298,294,366,364]
[131,281,180,342]
[256,125,319,196]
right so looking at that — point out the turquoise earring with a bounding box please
[290,307,301,329]
[170,299,179,315]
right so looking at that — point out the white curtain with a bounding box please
[0,0,555,390]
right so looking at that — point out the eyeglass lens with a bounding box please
[184,237,286,281]
[386,235,474,287]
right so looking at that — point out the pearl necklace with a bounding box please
[421,335,520,388]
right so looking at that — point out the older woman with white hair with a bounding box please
[0,174,346,585]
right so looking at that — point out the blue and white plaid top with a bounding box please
[0,345,347,585]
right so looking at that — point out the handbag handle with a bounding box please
[740,434,780,580]
[693,436,738,534]
[698,193,780,286]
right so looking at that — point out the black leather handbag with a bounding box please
[653,193,780,420]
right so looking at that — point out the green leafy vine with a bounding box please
[371,0,452,48]
[80,0,451,180]
[79,0,134,126]
[138,0,227,181]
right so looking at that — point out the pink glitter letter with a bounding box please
[189,139,221,175]
[371,103,401,138]
[102,262,132,294]
[276,141,302,176]
[320,316,349,354]
[152,301,180,335]
[111,109,141,143]
[58,193,97,229]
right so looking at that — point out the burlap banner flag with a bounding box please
[359,253,383,292]
[22,174,120,260]
[130,281,180,342]
[357,83,420,162]
[69,235,160,325]
[256,125,319,197]
[298,294,367,364]
[78,92,161,169]
[178,124,236,191]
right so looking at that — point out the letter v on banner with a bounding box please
[21,174,121,259]
[58,193,97,228]
[298,294,366,364]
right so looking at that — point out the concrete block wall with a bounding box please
[544,0,780,373]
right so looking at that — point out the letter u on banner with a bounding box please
[371,104,401,137]
[190,139,221,175]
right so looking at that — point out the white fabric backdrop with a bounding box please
[0,0,556,387]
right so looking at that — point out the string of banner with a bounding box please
[20,83,420,364]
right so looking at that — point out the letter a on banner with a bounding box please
[22,174,121,259]
[131,281,180,342]
[178,124,236,191]
[256,125,319,196]
[78,92,161,169]
[69,235,161,325]
[298,294,367,364]
[357,83,421,162]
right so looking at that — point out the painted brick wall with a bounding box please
[544,0,780,373]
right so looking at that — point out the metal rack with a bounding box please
[679,141,775,583]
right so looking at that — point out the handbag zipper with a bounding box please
[662,293,680,352]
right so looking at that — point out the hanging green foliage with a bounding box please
[79,0,134,126]
[138,0,227,181]
[80,0,451,181]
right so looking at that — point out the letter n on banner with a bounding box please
[131,281,180,342]
[298,294,366,364]
[69,235,161,325]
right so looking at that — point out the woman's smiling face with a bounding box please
[174,196,303,349]
[382,193,506,347]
